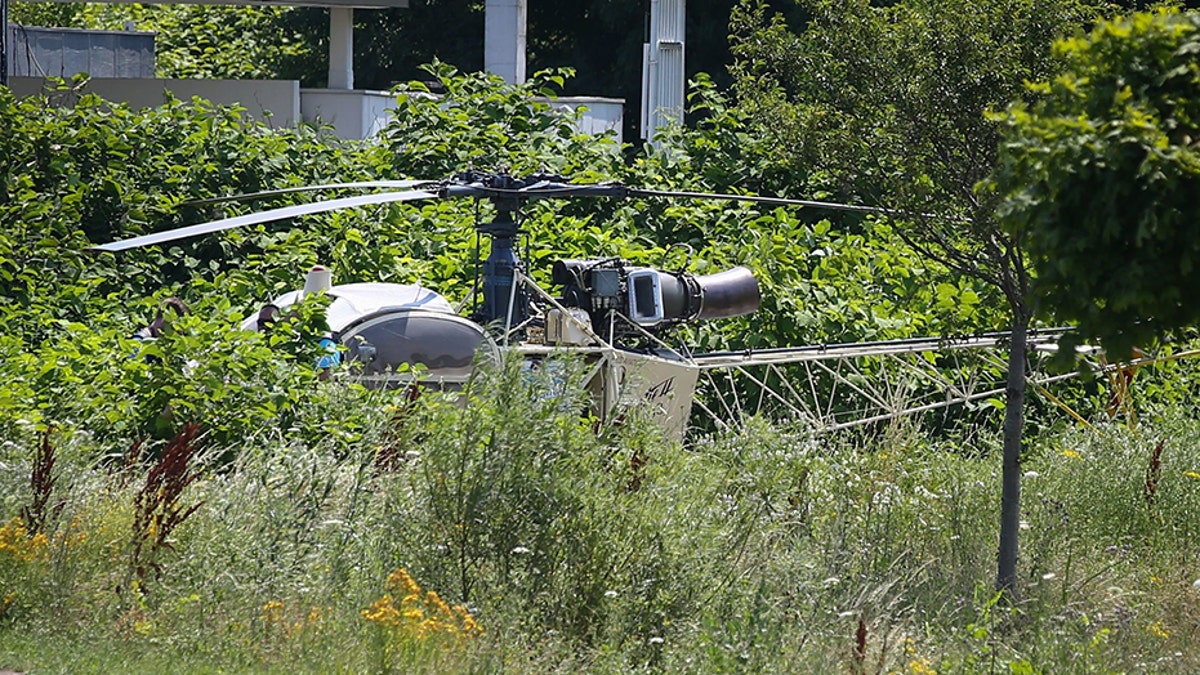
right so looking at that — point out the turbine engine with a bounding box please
[549,258,760,343]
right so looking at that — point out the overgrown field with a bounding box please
[3,64,1200,672]
[3,364,1200,673]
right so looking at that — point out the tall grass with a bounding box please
[2,358,1200,672]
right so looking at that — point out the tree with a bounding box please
[992,9,1200,360]
[728,0,1099,595]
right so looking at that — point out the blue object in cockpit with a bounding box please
[317,337,342,369]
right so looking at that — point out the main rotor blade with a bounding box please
[443,181,883,210]
[183,180,438,206]
[442,181,629,200]
[626,187,900,216]
[89,190,440,252]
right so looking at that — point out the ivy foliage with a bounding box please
[992,9,1200,358]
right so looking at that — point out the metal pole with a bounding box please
[1,0,9,88]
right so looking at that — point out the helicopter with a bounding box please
[90,169,1114,439]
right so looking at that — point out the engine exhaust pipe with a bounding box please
[658,265,760,322]
[692,266,761,320]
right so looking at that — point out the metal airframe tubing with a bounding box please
[733,365,807,418]
[769,363,809,413]
[502,268,520,346]
[884,352,972,402]
[810,358,891,412]
[703,370,739,424]
[690,332,1065,369]
[802,361,822,419]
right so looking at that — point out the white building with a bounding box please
[4,0,688,143]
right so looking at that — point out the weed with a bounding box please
[127,423,205,590]
[852,616,867,674]
[19,429,61,536]
[1145,439,1165,509]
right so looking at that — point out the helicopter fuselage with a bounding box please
[244,265,712,439]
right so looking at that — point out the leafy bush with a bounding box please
[0,84,386,338]
[385,61,624,180]
[369,357,692,647]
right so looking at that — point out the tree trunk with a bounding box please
[996,313,1029,596]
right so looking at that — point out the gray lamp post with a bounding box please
[1,0,8,87]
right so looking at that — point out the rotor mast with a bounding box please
[450,171,634,333]
[477,195,527,332]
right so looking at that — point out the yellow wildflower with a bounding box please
[0,517,48,562]
[387,568,422,596]
[1148,621,1170,639]
[362,568,483,643]
[280,605,326,639]
[427,591,452,616]
[418,618,441,637]
[1060,449,1082,459]
[908,657,937,675]
[1183,471,1200,480]
[262,600,285,624]
[457,609,482,637]
[62,515,88,548]
[362,595,402,627]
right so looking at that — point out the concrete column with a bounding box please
[329,7,354,90]
[484,0,526,84]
